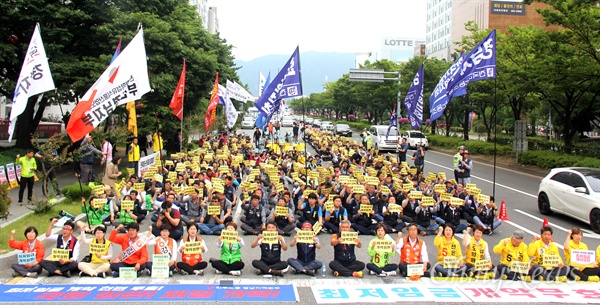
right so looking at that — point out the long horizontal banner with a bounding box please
[312,283,600,303]
[1,284,297,302]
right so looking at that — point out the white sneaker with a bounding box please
[378,272,388,277]
[282,266,289,274]
[387,271,397,276]
[230,270,241,276]
[215,270,223,274]
[369,270,376,275]
[194,270,204,276]
[289,266,297,274]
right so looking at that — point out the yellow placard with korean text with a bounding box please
[359,204,373,213]
[341,232,358,244]
[296,230,315,243]
[208,205,221,215]
[374,239,393,252]
[443,256,459,269]
[121,200,134,211]
[184,241,202,254]
[92,198,107,209]
[410,191,423,200]
[50,248,70,261]
[450,197,465,206]
[421,196,435,206]
[220,230,238,244]
[275,206,288,216]
[262,231,279,244]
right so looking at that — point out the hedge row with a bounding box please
[427,135,513,156]
[519,150,600,169]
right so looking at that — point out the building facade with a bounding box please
[189,0,210,30]
[207,6,219,35]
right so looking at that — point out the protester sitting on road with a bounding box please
[382,196,406,233]
[288,222,322,276]
[198,197,226,235]
[366,223,397,277]
[323,195,348,234]
[352,194,378,235]
[77,225,112,277]
[77,195,111,233]
[147,224,178,277]
[269,198,297,236]
[296,193,322,229]
[329,219,365,277]
[414,198,439,236]
[473,196,501,235]
[179,189,204,227]
[213,190,233,224]
[251,221,289,276]
[396,223,431,279]
[152,200,183,240]
[177,223,208,275]
[462,225,494,278]
[114,194,145,229]
[440,198,468,234]
[109,222,149,277]
[240,195,266,235]
[40,219,80,278]
[210,222,244,276]
[493,230,532,281]
[528,226,570,281]
[8,226,44,278]
[433,224,467,277]
[563,227,600,282]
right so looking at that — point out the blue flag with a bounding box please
[429,52,466,122]
[255,47,302,129]
[386,109,397,140]
[262,72,271,95]
[404,63,425,130]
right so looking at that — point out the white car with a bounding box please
[401,130,429,149]
[538,167,600,233]
[369,125,399,151]
[321,122,334,132]
[241,116,255,129]
[281,118,294,127]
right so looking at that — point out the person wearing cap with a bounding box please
[288,221,322,276]
[528,226,570,281]
[493,230,532,280]
[456,150,473,186]
[77,225,112,277]
[109,222,149,277]
[453,146,464,182]
[9,226,45,278]
[40,219,80,278]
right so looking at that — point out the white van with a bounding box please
[369,125,399,151]
[247,107,259,119]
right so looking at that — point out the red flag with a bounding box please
[204,72,219,131]
[169,59,186,120]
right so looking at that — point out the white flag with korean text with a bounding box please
[219,84,238,129]
[226,79,254,103]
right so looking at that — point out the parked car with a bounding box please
[369,125,399,151]
[305,118,314,125]
[321,121,334,132]
[312,119,322,128]
[281,117,294,127]
[538,167,600,233]
[334,123,352,137]
[401,130,429,149]
[241,116,255,129]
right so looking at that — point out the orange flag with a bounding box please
[169,59,186,120]
[204,72,219,131]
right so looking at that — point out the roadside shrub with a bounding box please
[0,182,11,220]
[61,183,93,201]
[520,151,600,168]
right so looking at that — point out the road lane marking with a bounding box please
[504,220,564,250]
[514,209,600,239]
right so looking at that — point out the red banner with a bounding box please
[204,72,219,131]
[169,59,186,120]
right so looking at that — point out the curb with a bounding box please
[0,196,68,229]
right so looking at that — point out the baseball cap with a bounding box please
[301,222,313,230]
[458,146,465,150]
[512,230,525,239]
[463,150,469,154]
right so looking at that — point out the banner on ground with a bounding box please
[66,28,151,142]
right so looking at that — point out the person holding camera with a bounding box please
[152,201,183,240]
[411,145,425,174]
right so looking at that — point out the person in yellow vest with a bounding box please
[462,225,493,277]
[528,225,570,281]
[77,225,112,277]
[177,223,208,275]
[15,149,37,205]
[152,131,163,153]
[128,137,140,176]
[433,224,467,277]
[147,224,178,277]
[563,227,600,282]
[493,230,531,281]
[395,223,430,280]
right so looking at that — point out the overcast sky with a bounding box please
[208,0,427,61]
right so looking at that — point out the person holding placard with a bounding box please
[455,150,472,186]
[323,195,348,234]
[396,223,431,279]
[382,196,406,233]
[411,145,425,174]
[147,224,178,277]
[8,226,44,278]
[563,227,600,282]
[493,230,532,281]
[251,221,289,276]
[77,195,111,232]
[241,195,266,235]
[198,198,226,235]
[366,223,397,277]
[329,220,365,277]
[433,224,467,277]
[351,194,378,235]
[210,222,245,276]
[269,198,297,236]
[40,219,80,277]
[109,222,149,277]
[152,200,183,240]
[460,187,479,226]
[179,189,204,227]
[114,194,145,228]
[528,226,570,281]
[288,222,322,276]
[440,197,468,234]
[296,192,323,230]
[415,197,439,236]
[77,225,112,277]
[462,225,493,277]
[474,196,501,235]
[213,190,233,224]
[102,155,122,197]
[177,223,208,275]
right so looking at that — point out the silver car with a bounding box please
[538,167,600,233]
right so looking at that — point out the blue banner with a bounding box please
[0,284,298,303]
[254,47,302,129]
[449,29,496,99]
[429,52,466,122]
[386,109,396,140]
[404,63,425,129]
[262,72,271,96]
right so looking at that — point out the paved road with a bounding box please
[0,126,592,305]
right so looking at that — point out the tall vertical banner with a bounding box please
[126,101,137,137]
[66,29,151,142]
[204,73,220,131]
[258,71,266,97]
[429,29,496,122]
[8,23,56,141]
[169,59,186,120]
[262,72,271,96]
[254,47,302,130]
[404,63,425,130]
[218,85,238,129]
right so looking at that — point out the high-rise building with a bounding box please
[207,6,219,35]
[189,0,209,30]
[426,0,556,61]
[380,37,426,63]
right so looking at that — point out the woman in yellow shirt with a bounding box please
[433,224,467,277]
[563,227,600,282]
[152,131,163,153]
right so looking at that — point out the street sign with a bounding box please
[349,69,385,82]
